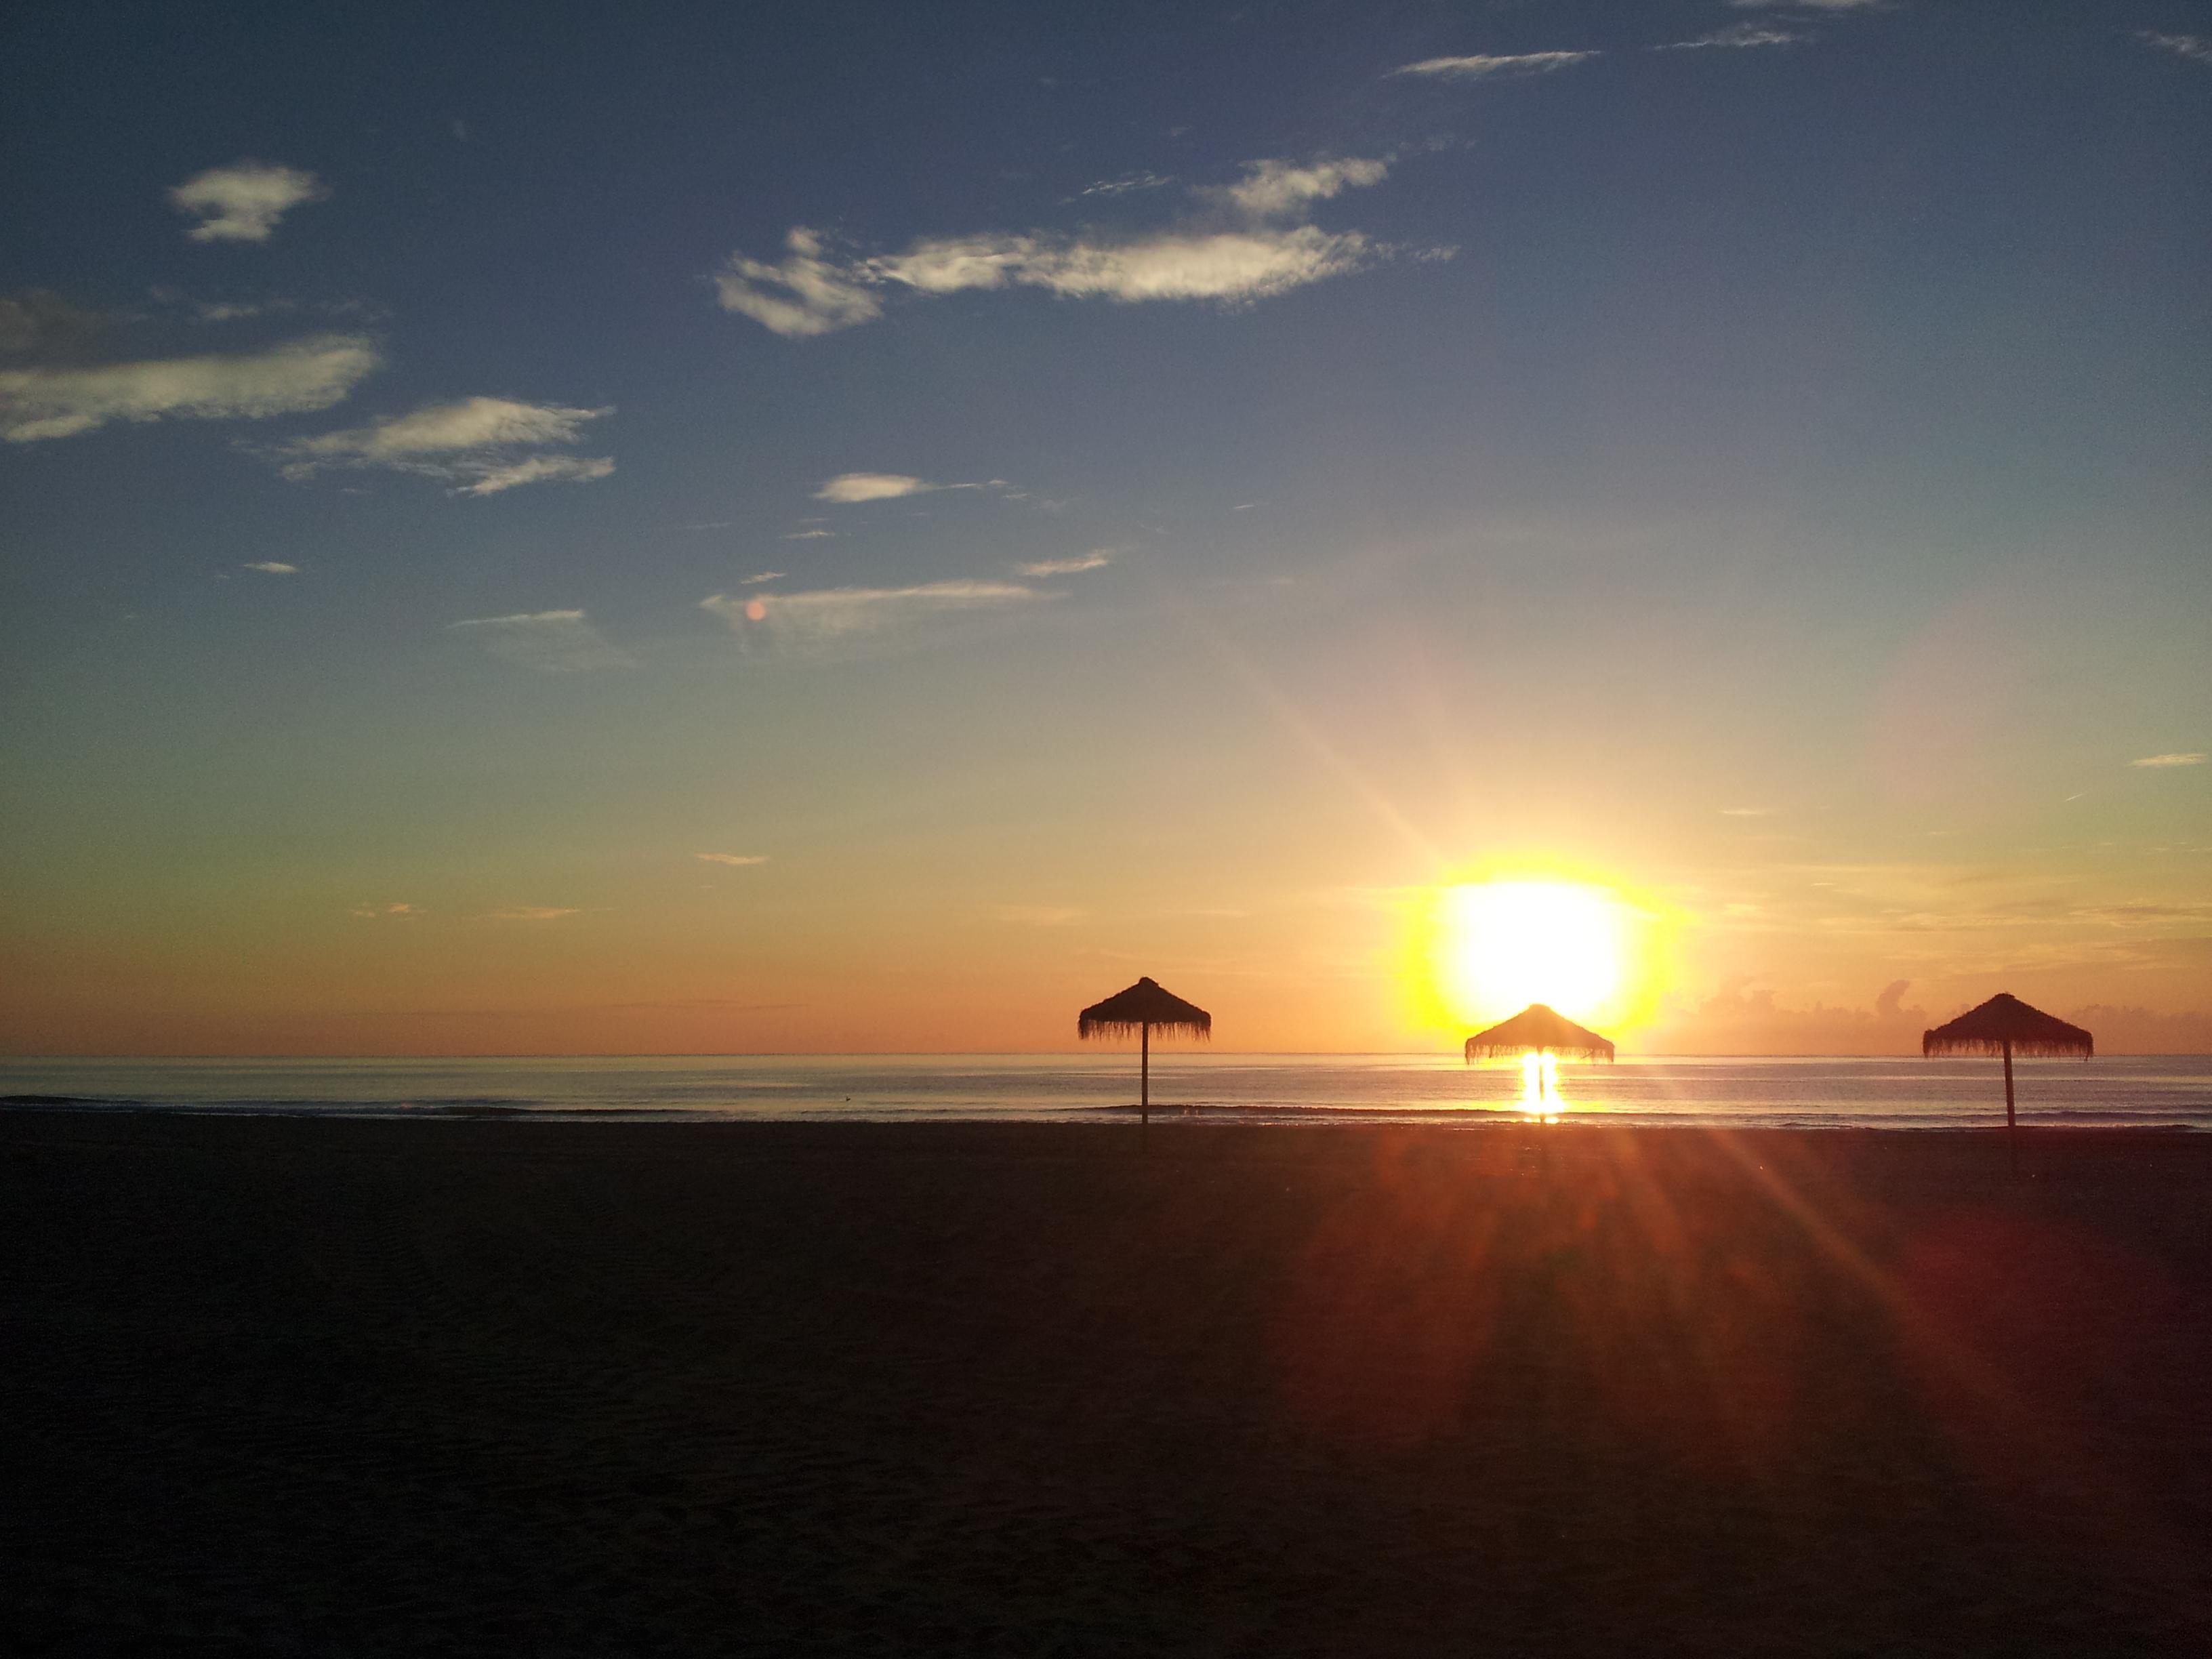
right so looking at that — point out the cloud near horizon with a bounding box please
[276,395,614,493]
[168,161,327,243]
[697,853,771,867]
[448,609,630,672]
[483,906,580,922]
[2130,752,2205,768]
[716,155,1414,338]
[0,333,380,443]
[701,580,1050,643]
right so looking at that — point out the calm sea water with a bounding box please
[3,1054,2207,1130]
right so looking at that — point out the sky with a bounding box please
[2,0,2207,1056]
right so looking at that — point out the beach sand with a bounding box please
[4,1113,2209,1656]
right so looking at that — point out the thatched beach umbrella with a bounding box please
[1464,1004,1614,1104]
[1078,977,1211,1127]
[1923,993,2092,1173]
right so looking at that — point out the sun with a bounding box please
[1425,880,1627,1027]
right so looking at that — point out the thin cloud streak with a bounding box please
[700,580,1050,643]
[0,334,380,443]
[697,853,771,866]
[276,395,614,493]
[1078,171,1176,199]
[453,455,615,496]
[448,609,630,672]
[1015,550,1113,577]
[1658,24,1800,50]
[2130,752,2205,769]
[1391,52,1597,79]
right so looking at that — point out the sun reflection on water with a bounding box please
[1520,1050,1563,1122]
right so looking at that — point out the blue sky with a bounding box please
[3,1,2208,1053]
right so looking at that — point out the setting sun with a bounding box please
[1421,880,1630,1027]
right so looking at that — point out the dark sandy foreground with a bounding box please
[4,1115,2210,1657]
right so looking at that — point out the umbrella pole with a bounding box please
[1141,1021,1149,1129]
[2003,1038,2018,1179]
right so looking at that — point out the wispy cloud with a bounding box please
[454,455,615,496]
[2139,32,2212,66]
[2131,752,2205,769]
[782,527,836,539]
[1078,171,1176,199]
[812,472,1015,505]
[448,609,630,672]
[483,906,579,922]
[169,161,327,243]
[1720,806,1778,817]
[242,560,298,575]
[1015,550,1113,577]
[815,472,933,503]
[275,395,613,493]
[714,229,886,337]
[716,153,1414,338]
[697,853,771,867]
[1210,157,1389,218]
[351,901,421,919]
[739,570,785,586]
[1391,51,1597,79]
[192,300,286,323]
[0,333,379,443]
[1658,24,1800,50]
[700,580,1049,643]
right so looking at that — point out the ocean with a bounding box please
[2,1052,2207,1130]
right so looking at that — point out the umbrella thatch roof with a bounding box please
[1464,1004,1615,1063]
[1078,977,1212,1041]
[1923,993,2092,1059]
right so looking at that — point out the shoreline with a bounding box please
[3,1094,2205,1133]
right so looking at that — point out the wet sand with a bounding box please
[4,1113,2209,1656]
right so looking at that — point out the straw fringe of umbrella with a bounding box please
[1464,1004,1615,1063]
